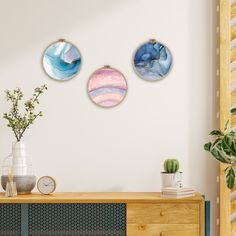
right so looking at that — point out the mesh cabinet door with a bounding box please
[0,204,21,236]
[28,203,126,236]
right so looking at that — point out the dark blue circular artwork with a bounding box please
[43,40,81,81]
[133,40,172,81]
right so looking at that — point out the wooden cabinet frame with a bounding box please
[0,192,204,236]
[219,0,236,235]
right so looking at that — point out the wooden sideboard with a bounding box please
[0,192,205,236]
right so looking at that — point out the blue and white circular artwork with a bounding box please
[43,40,81,81]
[133,40,172,81]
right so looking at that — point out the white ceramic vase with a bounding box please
[12,141,29,175]
[1,141,36,194]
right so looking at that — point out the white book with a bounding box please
[161,191,195,196]
[161,193,195,199]
[161,187,195,193]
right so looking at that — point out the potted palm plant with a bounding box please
[204,109,236,189]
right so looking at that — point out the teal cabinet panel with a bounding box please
[0,204,21,236]
[0,203,126,236]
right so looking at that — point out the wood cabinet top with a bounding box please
[0,192,204,204]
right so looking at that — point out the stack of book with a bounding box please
[161,187,195,198]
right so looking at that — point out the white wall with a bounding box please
[0,0,218,234]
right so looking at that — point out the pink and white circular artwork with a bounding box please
[88,66,128,108]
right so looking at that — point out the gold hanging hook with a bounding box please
[58,38,66,42]
[149,39,157,43]
[103,65,111,68]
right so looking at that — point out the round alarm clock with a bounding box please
[37,176,56,194]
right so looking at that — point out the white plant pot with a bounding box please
[161,172,183,188]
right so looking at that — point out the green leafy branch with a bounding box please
[204,108,236,189]
[3,84,48,142]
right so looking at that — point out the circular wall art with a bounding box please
[87,66,127,108]
[42,39,81,81]
[133,39,172,81]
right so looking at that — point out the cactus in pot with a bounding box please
[161,159,182,188]
[164,159,179,173]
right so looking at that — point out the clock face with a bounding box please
[37,176,56,195]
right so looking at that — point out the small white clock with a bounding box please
[37,176,56,195]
